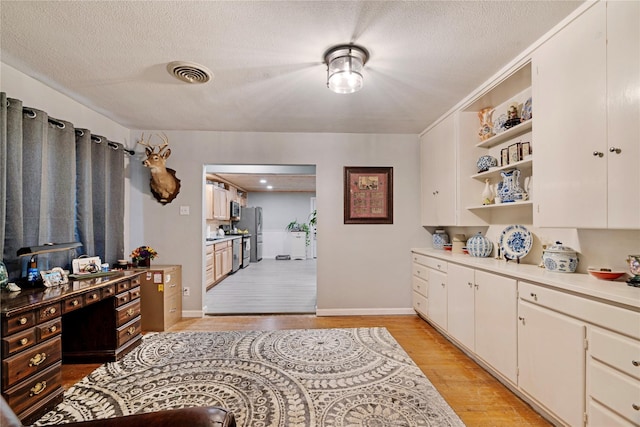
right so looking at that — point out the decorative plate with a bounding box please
[521,97,532,121]
[493,113,507,134]
[499,224,533,260]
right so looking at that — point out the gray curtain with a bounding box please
[1,93,125,280]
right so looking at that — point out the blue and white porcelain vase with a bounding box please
[432,229,449,250]
[498,169,525,203]
[466,232,493,257]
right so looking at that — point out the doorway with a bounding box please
[203,164,317,315]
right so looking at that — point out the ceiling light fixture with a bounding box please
[324,44,369,94]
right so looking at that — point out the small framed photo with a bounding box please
[521,141,531,157]
[508,142,522,163]
[501,148,509,166]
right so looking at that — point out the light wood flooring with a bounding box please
[204,258,317,315]
[62,315,551,426]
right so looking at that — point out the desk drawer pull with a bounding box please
[126,308,135,317]
[127,326,136,336]
[19,317,28,325]
[29,352,47,367]
[49,325,57,333]
[46,307,57,315]
[19,338,29,346]
[71,300,80,306]
[89,293,98,300]
[30,381,47,396]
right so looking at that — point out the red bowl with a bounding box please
[588,269,626,281]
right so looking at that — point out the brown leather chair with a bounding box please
[0,396,236,427]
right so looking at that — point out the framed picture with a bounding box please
[508,142,522,164]
[501,148,509,166]
[344,166,393,224]
[521,141,531,157]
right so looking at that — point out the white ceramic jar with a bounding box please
[542,241,579,273]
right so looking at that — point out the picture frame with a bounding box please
[501,148,509,166]
[508,142,522,164]
[344,166,393,224]
[40,267,69,287]
[521,141,531,157]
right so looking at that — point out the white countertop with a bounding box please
[412,248,640,310]
[205,235,244,246]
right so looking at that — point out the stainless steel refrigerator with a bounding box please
[237,207,262,262]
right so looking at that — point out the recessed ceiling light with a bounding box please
[260,179,267,184]
[267,185,273,190]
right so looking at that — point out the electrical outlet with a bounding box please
[183,287,190,296]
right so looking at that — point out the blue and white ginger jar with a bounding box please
[542,241,578,273]
[466,232,493,257]
[476,155,498,173]
[432,230,449,250]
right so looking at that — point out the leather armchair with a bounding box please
[1,396,236,427]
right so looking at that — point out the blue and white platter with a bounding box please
[499,224,533,260]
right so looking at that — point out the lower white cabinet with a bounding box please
[517,297,586,427]
[447,264,475,350]
[427,269,448,331]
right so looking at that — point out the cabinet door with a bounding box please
[427,269,447,331]
[214,249,223,281]
[474,271,517,384]
[518,300,586,427]
[607,0,640,229]
[447,264,474,351]
[205,184,214,220]
[532,2,607,228]
[421,114,456,226]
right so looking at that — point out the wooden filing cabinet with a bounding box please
[138,265,182,331]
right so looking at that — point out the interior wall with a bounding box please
[133,130,426,316]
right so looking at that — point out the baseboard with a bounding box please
[315,308,415,316]
[182,309,205,318]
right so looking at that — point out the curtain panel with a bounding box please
[0,93,126,280]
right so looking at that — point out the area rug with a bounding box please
[35,328,465,426]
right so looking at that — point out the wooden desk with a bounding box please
[0,271,143,423]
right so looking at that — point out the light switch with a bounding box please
[179,205,190,215]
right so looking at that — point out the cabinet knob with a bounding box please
[609,147,621,154]
[632,360,640,367]
[530,293,538,301]
[441,283,445,288]
[467,282,473,288]
[19,317,28,325]
[592,151,604,157]
[518,316,526,325]
[633,403,640,411]
[19,338,29,346]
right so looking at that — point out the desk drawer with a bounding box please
[2,337,61,389]
[117,319,141,348]
[3,361,62,417]
[129,286,141,300]
[116,280,130,294]
[36,319,62,343]
[37,303,60,323]
[131,276,141,287]
[2,328,36,357]
[116,292,130,307]
[83,289,101,306]
[116,300,141,327]
[2,312,36,336]
[101,284,116,298]
[62,296,84,313]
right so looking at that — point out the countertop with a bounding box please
[205,234,247,245]
[412,248,640,310]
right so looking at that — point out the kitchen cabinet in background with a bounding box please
[139,265,182,332]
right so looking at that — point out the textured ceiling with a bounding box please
[0,1,583,135]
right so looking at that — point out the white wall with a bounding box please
[134,130,426,316]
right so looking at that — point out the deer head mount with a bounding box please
[137,133,181,205]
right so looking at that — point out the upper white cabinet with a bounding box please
[420,114,457,226]
[533,1,639,229]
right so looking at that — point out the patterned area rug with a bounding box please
[35,328,465,426]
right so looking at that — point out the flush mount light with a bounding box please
[324,44,369,94]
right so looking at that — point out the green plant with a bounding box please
[308,209,317,228]
[285,220,311,246]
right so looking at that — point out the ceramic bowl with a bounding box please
[542,241,578,273]
[476,155,498,173]
[587,269,626,281]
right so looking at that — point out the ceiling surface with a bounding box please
[1,1,583,135]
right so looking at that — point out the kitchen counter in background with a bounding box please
[412,248,639,309]
[205,235,244,245]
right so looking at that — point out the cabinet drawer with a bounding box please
[62,296,84,313]
[2,337,62,389]
[101,284,116,298]
[117,319,141,348]
[2,328,36,357]
[412,264,429,282]
[116,292,130,307]
[131,276,141,287]
[206,245,214,255]
[165,279,180,297]
[2,361,62,417]
[83,289,101,306]
[37,303,60,323]
[165,294,181,327]
[2,312,36,336]
[116,300,141,327]
[412,291,428,316]
[116,280,130,293]
[425,257,447,272]
[36,318,62,343]
[589,359,640,425]
[411,253,430,267]
[590,327,640,380]
[129,286,141,300]
[412,276,427,297]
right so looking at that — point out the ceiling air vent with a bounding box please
[167,61,213,84]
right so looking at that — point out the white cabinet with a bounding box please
[533,1,639,229]
[420,114,457,226]
[518,282,586,427]
[427,269,447,331]
[447,265,517,383]
[411,254,429,317]
[290,231,306,260]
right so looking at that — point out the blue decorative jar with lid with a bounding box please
[432,229,449,250]
[466,232,493,257]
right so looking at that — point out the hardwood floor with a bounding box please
[62,314,550,426]
[204,258,317,314]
